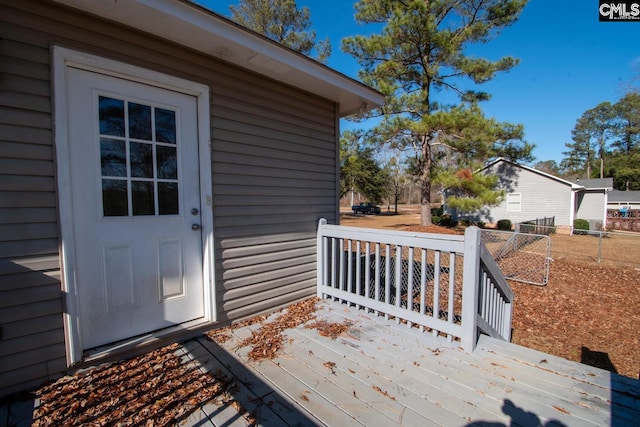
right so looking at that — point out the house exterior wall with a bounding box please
[575,190,607,227]
[0,0,337,397]
[466,161,573,227]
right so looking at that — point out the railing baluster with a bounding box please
[432,251,441,337]
[347,239,353,296]
[420,249,427,332]
[395,245,402,324]
[484,275,490,321]
[364,242,371,311]
[375,243,381,314]
[492,287,498,328]
[407,247,414,328]
[447,253,456,341]
[319,236,328,298]
[330,238,337,299]
[338,238,345,303]
[385,244,391,320]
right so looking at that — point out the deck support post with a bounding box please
[461,226,481,352]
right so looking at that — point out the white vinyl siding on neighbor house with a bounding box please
[474,161,573,226]
[575,191,607,228]
[506,193,521,212]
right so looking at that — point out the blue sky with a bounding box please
[198,1,638,165]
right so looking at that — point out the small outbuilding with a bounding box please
[0,0,383,397]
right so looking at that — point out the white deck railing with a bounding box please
[316,219,513,352]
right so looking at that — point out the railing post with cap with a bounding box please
[317,218,327,298]
[461,226,481,352]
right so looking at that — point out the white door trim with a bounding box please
[53,46,216,364]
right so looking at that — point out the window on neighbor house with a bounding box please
[506,193,521,212]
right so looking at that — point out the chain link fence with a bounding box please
[536,226,640,269]
[481,230,551,286]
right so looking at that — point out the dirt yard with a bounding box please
[340,208,640,379]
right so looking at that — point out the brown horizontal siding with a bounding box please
[0,223,58,242]
[216,230,317,250]
[0,237,59,260]
[0,176,56,192]
[221,278,316,313]
[0,283,62,307]
[0,343,66,374]
[0,314,63,341]
[0,108,52,129]
[222,264,316,292]
[222,288,316,324]
[0,270,60,292]
[0,354,67,398]
[0,0,339,396]
[0,1,97,396]
[0,255,59,274]
[0,191,57,208]
[0,141,53,161]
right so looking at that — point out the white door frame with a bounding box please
[53,46,216,364]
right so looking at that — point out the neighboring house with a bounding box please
[459,158,612,232]
[570,178,614,230]
[0,0,383,397]
[607,190,640,210]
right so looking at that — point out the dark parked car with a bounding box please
[351,202,381,215]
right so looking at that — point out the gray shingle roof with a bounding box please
[570,178,613,189]
[608,190,640,202]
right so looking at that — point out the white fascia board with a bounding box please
[51,0,383,117]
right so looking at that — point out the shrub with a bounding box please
[459,219,471,227]
[431,215,441,225]
[497,219,512,231]
[574,218,590,235]
[477,221,486,229]
[439,214,452,227]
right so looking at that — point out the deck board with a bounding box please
[297,304,604,426]
[176,299,639,426]
[5,300,638,425]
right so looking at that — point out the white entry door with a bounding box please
[66,68,205,349]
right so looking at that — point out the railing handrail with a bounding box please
[319,222,465,250]
[317,219,513,352]
[479,244,514,302]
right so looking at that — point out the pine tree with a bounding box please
[229,0,331,62]
[342,0,532,225]
[340,130,388,204]
[611,93,640,190]
[569,102,615,179]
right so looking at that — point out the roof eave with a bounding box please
[484,158,584,189]
[51,0,383,117]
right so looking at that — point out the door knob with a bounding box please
[191,224,201,231]
[191,208,199,215]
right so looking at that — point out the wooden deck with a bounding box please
[175,299,639,426]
